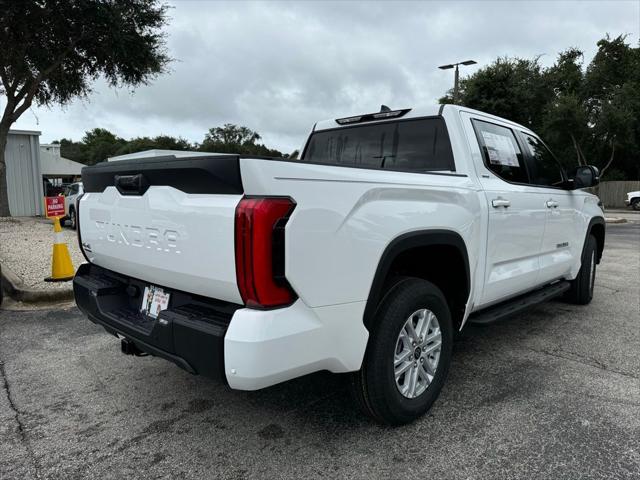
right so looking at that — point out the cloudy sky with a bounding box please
[9,0,640,153]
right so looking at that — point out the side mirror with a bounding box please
[567,165,600,189]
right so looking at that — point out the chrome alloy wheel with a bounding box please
[394,308,442,399]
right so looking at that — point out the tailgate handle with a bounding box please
[114,174,149,196]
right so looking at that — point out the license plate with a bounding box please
[141,285,170,319]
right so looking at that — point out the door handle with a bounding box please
[491,198,511,208]
[546,200,559,209]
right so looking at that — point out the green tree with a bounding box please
[442,35,640,180]
[541,49,589,169]
[114,135,193,157]
[80,128,126,164]
[440,57,552,129]
[58,138,87,164]
[286,149,300,160]
[199,124,282,157]
[59,131,194,164]
[0,0,170,216]
[57,125,284,164]
[580,36,639,178]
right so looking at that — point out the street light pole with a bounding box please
[438,60,477,105]
[454,64,460,105]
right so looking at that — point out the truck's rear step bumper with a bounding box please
[73,263,242,380]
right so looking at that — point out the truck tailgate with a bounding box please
[79,155,244,304]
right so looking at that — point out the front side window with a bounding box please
[473,120,529,184]
[302,118,455,172]
[522,134,565,187]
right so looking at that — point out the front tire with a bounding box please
[632,198,640,211]
[350,278,453,425]
[565,234,597,305]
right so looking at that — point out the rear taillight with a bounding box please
[234,197,297,308]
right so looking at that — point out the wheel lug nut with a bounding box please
[420,357,424,363]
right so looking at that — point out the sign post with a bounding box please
[44,196,65,219]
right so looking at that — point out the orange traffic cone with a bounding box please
[44,217,75,282]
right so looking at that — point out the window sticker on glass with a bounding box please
[481,131,520,167]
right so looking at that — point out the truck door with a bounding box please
[518,132,581,284]
[462,115,548,308]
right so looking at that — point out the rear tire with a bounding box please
[350,278,453,425]
[69,207,77,230]
[565,235,597,305]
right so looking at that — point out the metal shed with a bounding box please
[4,129,44,216]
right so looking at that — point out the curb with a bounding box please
[604,217,627,224]
[1,262,74,304]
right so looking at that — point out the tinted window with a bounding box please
[303,118,454,172]
[522,134,565,187]
[473,120,529,184]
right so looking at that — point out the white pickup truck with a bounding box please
[625,190,640,210]
[73,105,605,424]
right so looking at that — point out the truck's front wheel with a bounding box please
[351,278,453,425]
[565,234,598,305]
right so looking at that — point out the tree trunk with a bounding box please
[570,134,585,166]
[0,124,10,217]
[599,141,616,179]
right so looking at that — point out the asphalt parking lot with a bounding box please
[1,221,639,480]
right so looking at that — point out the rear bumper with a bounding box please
[74,264,369,390]
[74,263,238,381]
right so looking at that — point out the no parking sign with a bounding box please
[44,196,65,218]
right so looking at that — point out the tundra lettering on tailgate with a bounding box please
[95,221,181,254]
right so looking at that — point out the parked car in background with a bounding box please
[73,105,604,425]
[625,190,640,210]
[63,182,83,229]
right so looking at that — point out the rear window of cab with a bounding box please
[302,118,455,172]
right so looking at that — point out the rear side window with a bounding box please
[522,134,565,187]
[473,120,529,184]
[302,118,455,172]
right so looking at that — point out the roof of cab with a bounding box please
[313,104,533,135]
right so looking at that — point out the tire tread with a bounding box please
[565,234,597,305]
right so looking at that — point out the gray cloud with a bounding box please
[10,0,640,153]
